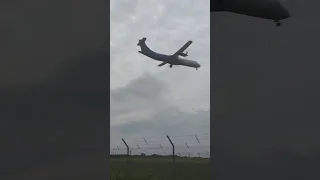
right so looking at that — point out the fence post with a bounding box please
[122,138,129,156]
[167,135,175,179]
[143,138,148,145]
[195,134,200,143]
[122,138,131,178]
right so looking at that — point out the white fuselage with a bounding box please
[174,57,201,68]
[139,51,201,69]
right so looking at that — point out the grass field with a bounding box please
[111,155,210,180]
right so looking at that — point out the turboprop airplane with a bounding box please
[137,37,201,70]
[211,0,291,26]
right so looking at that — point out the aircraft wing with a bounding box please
[174,41,192,56]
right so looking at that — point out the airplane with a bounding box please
[137,37,201,70]
[211,0,291,26]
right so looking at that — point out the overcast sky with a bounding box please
[110,0,210,151]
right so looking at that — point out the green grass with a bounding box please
[110,156,210,180]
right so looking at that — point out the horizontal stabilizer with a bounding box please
[158,62,167,67]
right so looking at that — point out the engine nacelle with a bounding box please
[179,52,188,57]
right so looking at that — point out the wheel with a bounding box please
[275,21,281,27]
[170,65,173,68]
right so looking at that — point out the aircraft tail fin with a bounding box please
[137,37,152,53]
[137,37,146,46]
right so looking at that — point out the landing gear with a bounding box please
[169,64,173,68]
[196,68,198,70]
[275,20,281,27]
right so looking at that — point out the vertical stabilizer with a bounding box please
[137,37,152,53]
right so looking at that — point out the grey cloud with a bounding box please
[111,73,169,101]
[111,108,209,137]
[110,73,175,126]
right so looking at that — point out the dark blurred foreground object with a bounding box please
[210,0,290,26]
